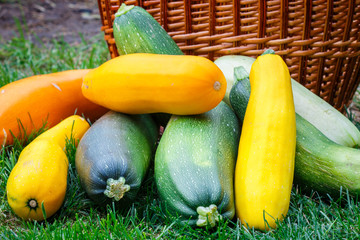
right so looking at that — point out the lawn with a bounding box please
[1,21,360,239]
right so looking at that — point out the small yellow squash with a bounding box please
[6,140,68,221]
[234,53,296,230]
[34,115,91,150]
[82,53,226,115]
[6,115,90,221]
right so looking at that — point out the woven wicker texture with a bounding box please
[98,0,360,111]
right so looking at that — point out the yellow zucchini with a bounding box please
[82,53,226,115]
[34,115,90,150]
[234,54,296,230]
[6,140,68,221]
[6,115,90,221]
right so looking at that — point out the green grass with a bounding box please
[2,20,360,239]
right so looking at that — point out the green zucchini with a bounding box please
[75,111,158,205]
[291,79,360,147]
[294,114,360,197]
[214,55,255,106]
[230,72,360,197]
[219,55,360,147]
[113,3,183,56]
[154,101,240,227]
[228,66,250,123]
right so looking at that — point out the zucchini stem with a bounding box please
[104,177,130,201]
[196,204,223,227]
[115,3,135,17]
[234,66,249,84]
[261,49,276,56]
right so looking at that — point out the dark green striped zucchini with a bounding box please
[228,66,250,124]
[75,111,158,205]
[113,3,183,56]
[154,101,240,227]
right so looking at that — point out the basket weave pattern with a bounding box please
[98,0,360,111]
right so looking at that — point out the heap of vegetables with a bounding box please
[3,3,360,231]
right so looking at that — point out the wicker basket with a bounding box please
[97,0,360,111]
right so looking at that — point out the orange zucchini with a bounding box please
[82,53,226,115]
[0,70,108,147]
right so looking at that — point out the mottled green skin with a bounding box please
[294,114,360,197]
[75,111,158,206]
[113,5,184,56]
[154,102,240,226]
[229,76,250,123]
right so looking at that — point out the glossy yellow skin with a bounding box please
[82,53,226,115]
[234,54,296,230]
[6,115,90,221]
[6,140,68,221]
[35,115,90,150]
